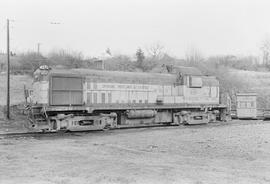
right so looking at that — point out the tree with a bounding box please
[135,48,145,71]
[260,38,270,66]
[205,55,259,71]
[105,48,112,56]
[104,54,136,71]
[146,43,164,59]
[15,52,48,73]
[48,49,84,68]
[185,47,204,66]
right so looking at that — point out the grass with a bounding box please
[0,73,32,130]
[0,73,32,106]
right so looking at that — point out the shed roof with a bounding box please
[236,93,257,96]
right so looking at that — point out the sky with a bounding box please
[0,0,270,58]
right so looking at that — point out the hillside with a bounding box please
[0,74,33,106]
[231,70,270,90]
[229,69,270,108]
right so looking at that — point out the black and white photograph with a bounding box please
[0,0,270,183]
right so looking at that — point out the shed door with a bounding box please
[50,76,83,105]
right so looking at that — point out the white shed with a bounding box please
[236,93,257,119]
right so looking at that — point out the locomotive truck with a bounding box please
[26,65,228,132]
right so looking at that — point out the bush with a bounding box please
[47,49,85,68]
[10,52,48,74]
[104,55,137,72]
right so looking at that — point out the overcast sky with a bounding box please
[0,0,270,58]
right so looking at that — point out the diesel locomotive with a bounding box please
[26,65,228,132]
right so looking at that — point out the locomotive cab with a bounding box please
[31,65,51,105]
[32,66,84,106]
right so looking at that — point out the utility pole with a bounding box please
[6,19,10,119]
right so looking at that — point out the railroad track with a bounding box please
[0,124,180,138]
[2,120,262,138]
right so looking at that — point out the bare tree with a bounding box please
[146,43,164,59]
[16,52,48,72]
[185,47,204,66]
[260,38,270,66]
[48,49,84,68]
[105,48,112,56]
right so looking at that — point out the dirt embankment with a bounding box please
[0,120,270,184]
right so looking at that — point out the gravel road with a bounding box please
[0,120,270,184]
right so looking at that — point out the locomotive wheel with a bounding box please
[177,115,184,125]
